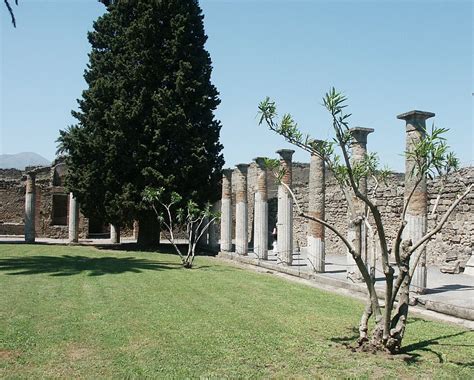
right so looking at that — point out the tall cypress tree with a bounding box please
[58,0,224,245]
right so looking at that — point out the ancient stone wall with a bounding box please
[226,164,473,266]
[0,167,88,238]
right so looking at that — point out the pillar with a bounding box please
[253,157,268,260]
[133,220,139,240]
[208,201,220,250]
[307,148,326,272]
[276,149,295,265]
[24,172,36,243]
[110,224,120,244]
[220,169,233,252]
[398,110,434,294]
[68,192,79,243]
[235,164,249,255]
[346,127,374,282]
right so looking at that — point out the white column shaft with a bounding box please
[68,193,79,243]
[254,192,268,260]
[220,198,232,251]
[236,201,248,255]
[277,186,293,264]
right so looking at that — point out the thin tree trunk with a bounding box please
[137,211,160,246]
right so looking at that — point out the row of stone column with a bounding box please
[220,110,432,292]
[24,173,120,245]
[220,148,326,269]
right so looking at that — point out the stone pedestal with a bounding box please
[68,193,79,243]
[220,169,233,252]
[235,164,249,255]
[110,224,120,244]
[464,255,474,276]
[346,127,374,282]
[276,149,295,265]
[398,110,434,294]
[253,157,268,260]
[24,172,36,243]
[307,149,325,272]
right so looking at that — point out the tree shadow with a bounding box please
[424,284,474,295]
[0,255,182,276]
[329,320,472,368]
[95,242,218,257]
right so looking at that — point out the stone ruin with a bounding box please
[211,110,474,290]
[1,110,473,284]
[0,159,137,242]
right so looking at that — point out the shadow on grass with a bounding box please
[0,255,182,276]
[330,319,472,367]
[95,242,218,257]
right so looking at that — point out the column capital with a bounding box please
[349,127,374,144]
[235,163,249,173]
[222,168,233,178]
[276,149,295,161]
[253,157,267,168]
[397,110,435,133]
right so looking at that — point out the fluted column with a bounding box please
[110,224,120,244]
[276,149,295,265]
[220,169,233,252]
[398,110,434,294]
[346,127,374,282]
[307,148,325,272]
[24,172,36,243]
[68,193,79,243]
[235,164,249,255]
[253,157,268,260]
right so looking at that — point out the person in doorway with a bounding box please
[272,225,278,255]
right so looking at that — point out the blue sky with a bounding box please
[1,0,473,172]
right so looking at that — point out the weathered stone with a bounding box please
[24,172,36,243]
[110,224,120,244]
[440,261,460,274]
[307,149,325,272]
[253,158,268,260]
[235,164,249,255]
[398,110,434,294]
[220,169,233,252]
[346,127,374,282]
[68,193,79,243]
[276,149,295,265]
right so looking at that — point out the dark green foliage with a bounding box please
[58,0,223,232]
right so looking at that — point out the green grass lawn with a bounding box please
[0,244,472,378]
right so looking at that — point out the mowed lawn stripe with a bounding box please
[0,244,472,378]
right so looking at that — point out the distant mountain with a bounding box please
[0,152,50,170]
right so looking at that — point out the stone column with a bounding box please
[24,172,36,243]
[253,157,268,260]
[398,110,434,294]
[276,149,295,265]
[346,127,374,282]
[68,193,79,243]
[110,224,120,244]
[220,169,233,252]
[208,201,220,250]
[133,220,139,240]
[235,164,249,255]
[307,148,325,272]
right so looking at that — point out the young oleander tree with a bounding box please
[143,187,220,268]
[258,88,473,353]
[57,0,223,245]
